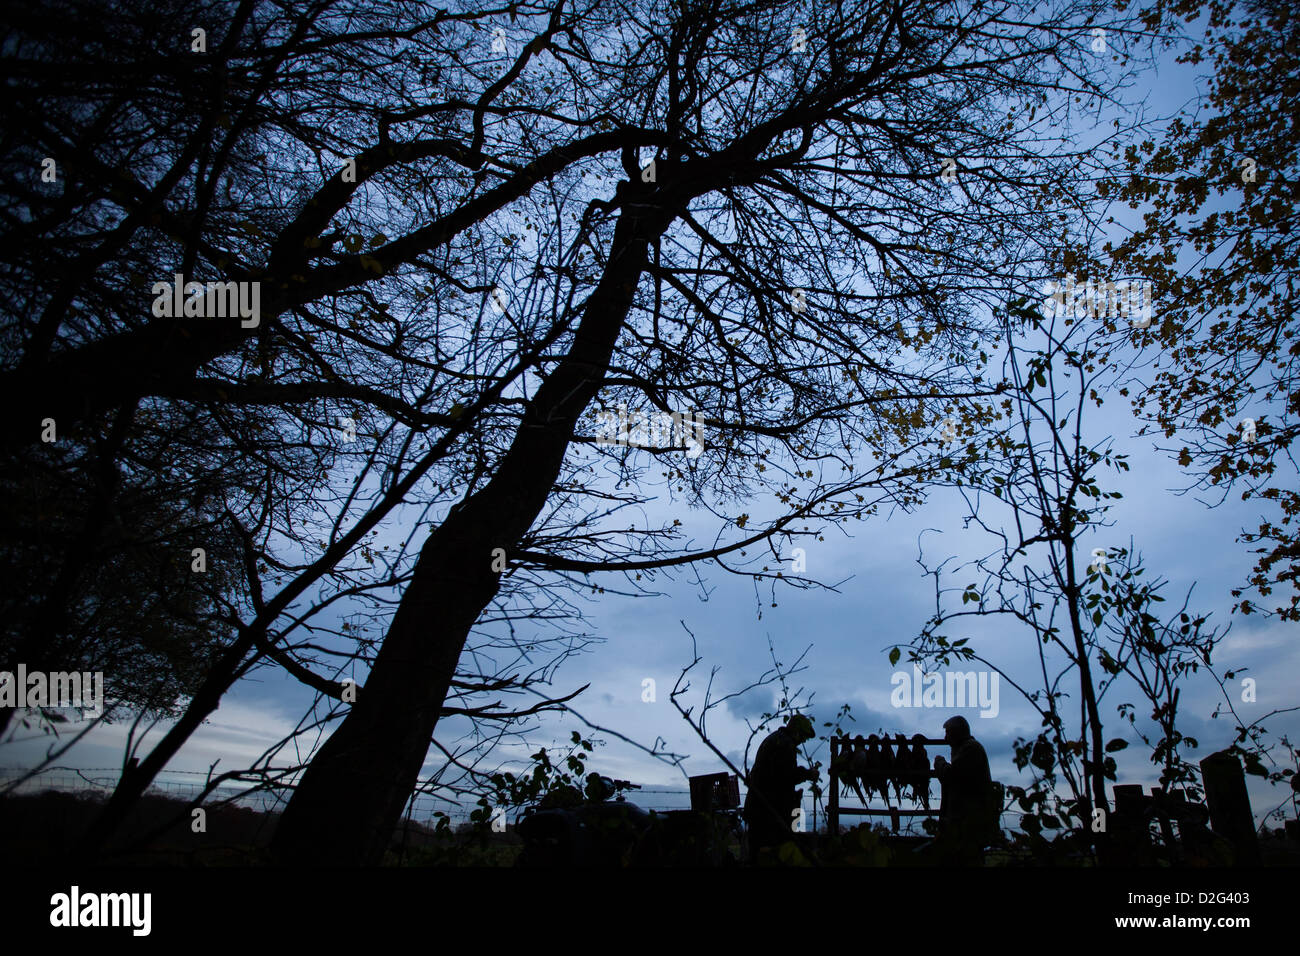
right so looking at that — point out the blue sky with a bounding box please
[9,365,1294,829]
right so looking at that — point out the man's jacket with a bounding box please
[744,726,806,820]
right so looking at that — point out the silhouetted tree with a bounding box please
[1,0,1156,862]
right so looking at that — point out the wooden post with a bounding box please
[1110,784,1153,865]
[1199,750,1261,866]
[829,736,840,835]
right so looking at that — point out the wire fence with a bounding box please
[1,766,288,811]
[2,767,1023,835]
[0,767,702,829]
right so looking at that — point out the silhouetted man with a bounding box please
[933,715,993,864]
[744,714,817,862]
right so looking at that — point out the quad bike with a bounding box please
[515,772,743,866]
[515,773,652,866]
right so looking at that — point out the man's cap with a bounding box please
[786,714,815,738]
[943,715,971,738]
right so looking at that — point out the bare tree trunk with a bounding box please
[270,201,670,864]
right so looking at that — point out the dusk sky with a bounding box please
[4,2,1296,840]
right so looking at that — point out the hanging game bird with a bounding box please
[908,733,931,811]
[879,734,896,808]
[892,733,910,804]
[835,738,867,805]
[850,735,880,804]
[855,734,888,806]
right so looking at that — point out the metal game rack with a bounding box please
[827,734,945,835]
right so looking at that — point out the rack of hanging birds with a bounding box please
[828,733,940,834]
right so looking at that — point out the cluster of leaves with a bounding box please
[402,731,603,864]
[471,730,599,828]
[1106,0,1300,618]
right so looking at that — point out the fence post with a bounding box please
[828,736,840,835]
[1199,750,1261,866]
